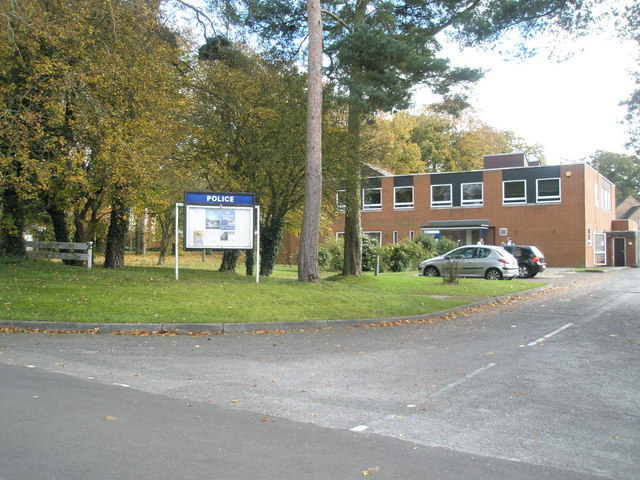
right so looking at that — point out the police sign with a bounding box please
[183,191,256,250]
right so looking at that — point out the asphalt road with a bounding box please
[1,268,638,479]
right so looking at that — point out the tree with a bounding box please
[618,1,640,155]
[209,0,599,276]
[0,0,190,265]
[589,150,640,200]
[298,0,324,282]
[189,44,309,276]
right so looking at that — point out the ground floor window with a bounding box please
[594,232,606,265]
[364,231,382,245]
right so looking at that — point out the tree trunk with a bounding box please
[297,0,323,282]
[45,203,77,265]
[219,249,239,272]
[0,182,26,257]
[260,215,285,277]
[104,195,129,269]
[341,1,367,276]
[156,212,174,266]
[342,104,363,276]
[245,248,254,276]
[135,211,147,255]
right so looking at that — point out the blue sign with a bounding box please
[185,191,255,206]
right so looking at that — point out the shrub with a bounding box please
[380,239,428,272]
[362,235,381,271]
[319,239,344,271]
[436,236,458,255]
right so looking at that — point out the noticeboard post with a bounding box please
[175,191,260,282]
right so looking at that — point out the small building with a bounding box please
[278,154,637,268]
[328,154,633,268]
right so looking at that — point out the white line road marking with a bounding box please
[527,323,574,347]
[434,363,497,396]
[350,425,368,432]
[112,383,131,388]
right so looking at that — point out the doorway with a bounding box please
[613,237,626,267]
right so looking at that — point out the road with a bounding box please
[1,268,638,479]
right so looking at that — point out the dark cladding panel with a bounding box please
[502,166,561,203]
[364,177,382,189]
[393,175,414,187]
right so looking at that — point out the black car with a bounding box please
[503,245,546,278]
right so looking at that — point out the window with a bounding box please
[362,188,382,210]
[336,190,346,209]
[409,230,414,240]
[503,180,526,204]
[431,184,452,207]
[364,231,382,245]
[536,178,561,203]
[393,231,398,243]
[461,182,483,206]
[394,186,414,209]
[601,181,612,212]
[594,232,606,265]
[336,232,344,241]
[587,226,593,247]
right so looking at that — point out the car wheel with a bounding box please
[424,266,439,277]
[518,264,531,278]
[485,268,503,280]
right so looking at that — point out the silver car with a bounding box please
[418,245,519,280]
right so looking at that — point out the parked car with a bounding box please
[502,245,546,278]
[418,245,519,280]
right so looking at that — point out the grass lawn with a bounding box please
[0,253,542,325]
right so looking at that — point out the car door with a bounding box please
[473,247,494,277]
[448,247,477,277]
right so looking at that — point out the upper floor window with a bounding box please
[601,181,612,212]
[336,190,346,209]
[503,180,526,204]
[431,184,452,207]
[394,186,414,209]
[461,182,483,206]
[536,178,561,203]
[362,188,382,210]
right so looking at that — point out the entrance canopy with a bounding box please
[422,219,490,232]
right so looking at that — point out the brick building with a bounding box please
[328,154,638,268]
[278,154,638,268]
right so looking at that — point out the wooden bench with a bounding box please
[26,241,93,268]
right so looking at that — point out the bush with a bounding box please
[436,236,458,255]
[380,239,428,272]
[362,235,381,271]
[319,239,344,271]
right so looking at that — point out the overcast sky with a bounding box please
[415,31,637,165]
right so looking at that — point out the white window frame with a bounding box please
[336,232,344,241]
[502,180,526,205]
[394,186,414,209]
[362,187,382,210]
[364,231,382,245]
[594,232,606,266]
[392,231,398,243]
[336,190,346,210]
[409,230,414,240]
[601,180,612,212]
[461,182,483,206]
[587,226,593,247]
[536,178,561,203]
[431,184,452,207]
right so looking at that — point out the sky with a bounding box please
[416,32,637,165]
